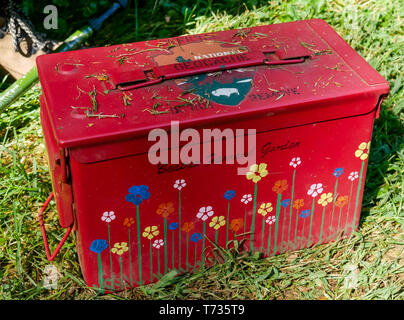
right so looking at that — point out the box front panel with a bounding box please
[70,111,375,292]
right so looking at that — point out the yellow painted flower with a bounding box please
[257,202,273,216]
[354,141,370,160]
[209,216,226,230]
[111,242,128,256]
[246,163,268,183]
[142,226,159,240]
[318,192,333,207]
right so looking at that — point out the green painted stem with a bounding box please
[243,207,247,240]
[119,256,123,289]
[107,224,113,282]
[266,225,272,255]
[214,230,219,263]
[302,218,306,247]
[249,183,258,255]
[336,207,343,238]
[351,161,365,237]
[164,218,168,273]
[293,209,299,250]
[319,206,326,243]
[202,221,206,267]
[307,198,315,247]
[194,243,198,272]
[260,216,266,252]
[136,205,143,285]
[172,230,175,270]
[344,182,354,236]
[157,249,161,277]
[178,190,182,270]
[281,207,287,253]
[186,233,189,272]
[226,201,230,247]
[329,179,338,241]
[150,241,153,283]
[128,228,132,287]
[288,170,296,249]
[97,253,104,293]
[273,193,282,255]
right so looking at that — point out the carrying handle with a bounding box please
[38,192,72,261]
[117,50,308,91]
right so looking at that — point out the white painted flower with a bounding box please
[348,171,359,181]
[241,194,253,204]
[152,239,164,249]
[307,183,323,198]
[196,206,214,221]
[101,211,116,223]
[173,179,186,191]
[266,215,276,225]
[289,157,302,168]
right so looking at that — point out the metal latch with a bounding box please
[116,50,309,91]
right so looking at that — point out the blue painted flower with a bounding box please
[125,185,151,205]
[300,210,311,219]
[224,190,236,200]
[281,199,291,208]
[169,222,179,230]
[333,168,344,178]
[190,232,202,243]
[90,239,108,254]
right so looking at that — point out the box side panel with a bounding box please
[70,111,375,291]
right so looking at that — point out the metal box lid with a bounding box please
[37,19,389,149]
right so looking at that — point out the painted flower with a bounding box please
[90,239,108,254]
[318,192,333,207]
[224,190,236,200]
[355,141,370,160]
[333,168,344,178]
[300,210,311,218]
[281,199,291,208]
[258,202,273,216]
[125,185,151,205]
[152,239,164,249]
[156,202,175,218]
[241,194,253,204]
[142,226,159,240]
[169,222,179,230]
[196,206,214,221]
[101,211,116,223]
[190,232,203,243]
[123,217,135,227]
[348,171,359,181]
[289,157,302,168]
[266,215,276,225]
[335,195,349,208]
[182,222,194,233]
[173,179,186,191]
[111,242,129,255]
[272,180,288,194]
[230,218,243,232]
[246,163,268,183]
[293,199,304,210]
[209,216,226,230]
[307,183,323,197]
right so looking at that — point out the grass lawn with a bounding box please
[0,0,402,299]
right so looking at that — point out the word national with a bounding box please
[148,121,256,175]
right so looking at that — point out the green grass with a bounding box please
[0,0,403,300]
